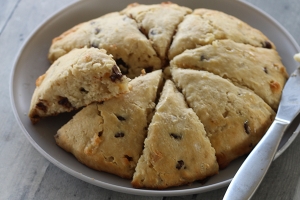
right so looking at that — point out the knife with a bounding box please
[223,66,300,200]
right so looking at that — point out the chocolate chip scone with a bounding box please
[37,2,290,189]
[120,2,191,65]
[29,47,129,124]
[170,39,288,110]
[171,68,276,168]
[168,8,275,59]
[131,80,219,189]
[55,70,163,179]
[48,12,161,78]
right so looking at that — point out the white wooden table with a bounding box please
[1,0,300,199]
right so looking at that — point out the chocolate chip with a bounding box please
[94,28,101,34]
[150,29,156,35]
[116,115,126,121]
[110,65,123,82]
[80,87,88,94]
[170,133,182,140]
[115,132,125,138]
[91,43,98,48]
[145,67,153,73]
[124,155,133,161]
[200,55,208,61]
[262,41,272,49]
[263,67,268,74]
[98,131,103,137]
[58,97,72,109]
[244,120,251,134]
[176,160,184,170]
[36,101,47,112]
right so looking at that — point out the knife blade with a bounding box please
[223,66,300,200]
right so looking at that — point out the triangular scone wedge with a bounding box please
[55,70,163,179]
[132,80,219,189]
[48,12,161,78]
[170,40,288,110]
[171,68,276,168]
[29,47,129,124]
[168,8,275,59]
[120,2,191,64]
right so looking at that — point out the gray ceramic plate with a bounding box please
[10,0,300,196]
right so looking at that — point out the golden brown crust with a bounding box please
[169,8,276,59]
[35,74,46,87]
[32,2,289,189]
[120,2,191,65]
[52,23,84,44]
[55,70,164,178]
[132,80,218,188]
[170,39,287,110]
[48,12,162,78]
[171,68,276,168]
[29,48,130,123]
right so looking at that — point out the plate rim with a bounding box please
[9,0,300,196]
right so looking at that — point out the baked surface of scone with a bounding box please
[48,12,161,78]
[30,2,290,189]
[170,39,288,110]
[131,80,219,189]
[29,47,129,123]
[171,68,276,168]
[121,2,191,65]
[168,8,275,59]
[55,70,163,178]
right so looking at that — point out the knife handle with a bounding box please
[223,119,289,200]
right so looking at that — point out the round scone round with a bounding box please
[29,47,130,123]
[31,2,289,190]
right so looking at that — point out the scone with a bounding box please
[131,80,219,189]
[171,68,276,168]
[48,12,161,78]
[168,8,275,59]
[170,39,288,110]
[121,2,191,65]
[36,2,290,189]
[55,70,164,179]
[29,47,129,124]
